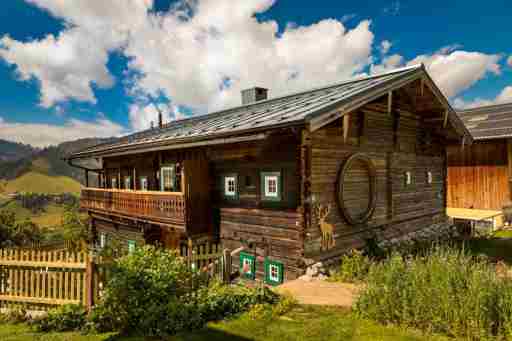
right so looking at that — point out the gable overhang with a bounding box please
[305,65,473,144]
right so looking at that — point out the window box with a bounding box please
[239,252,256,280]
[264,259,284,285]
[260,171,282,201]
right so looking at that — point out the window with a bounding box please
[260,172,282,201]
[127,240,136,254]
[161,165,177,192]
[427,171,433,184]
[264,259,284,285]
[223,174,238,199]
[111,177,117,189]
[404,171,412,186]
[124,176,132,190]
[239,252,255,279]
[99,232,106,248]
[140,176,148,191]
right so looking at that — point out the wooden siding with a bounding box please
[220,208,303,280]
[306,101,449,260]
[447,140,510,210]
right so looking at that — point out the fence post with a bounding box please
[222,248,231,284]
[85,251,96,313]
[187,238,193,269]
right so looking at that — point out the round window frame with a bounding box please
[336,153,377,225]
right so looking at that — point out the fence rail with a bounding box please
[0,239,229,312]
[0,249,88,310]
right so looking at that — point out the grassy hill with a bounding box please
[2,157,81,194]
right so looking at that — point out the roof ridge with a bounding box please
[155,64,423,128]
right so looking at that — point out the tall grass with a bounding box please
[355,245,512,339]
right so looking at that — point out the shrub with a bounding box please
[89,245,204,335]
[330,249,372,283]
[34,304,86,332]
[355,245,512,339]
[0,308,27,324]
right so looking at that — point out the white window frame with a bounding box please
[264,175,279,198]
[224,176,237,197]
[242,257,253,275]
[160,165,176,192]
[99,232,106,248]
[427,171,433,184]
[405,171,412,186]
[140,176,148,191]
[111,177,117,189]
[124,176,132,190]
[269,263,280,282]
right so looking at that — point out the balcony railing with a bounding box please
[81,188,186,226]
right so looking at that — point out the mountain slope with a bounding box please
[0,140,36,162]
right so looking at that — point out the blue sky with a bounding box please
[0,0,510,147]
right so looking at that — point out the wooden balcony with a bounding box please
[81,188,186,227]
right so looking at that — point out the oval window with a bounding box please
[337,153,377,225]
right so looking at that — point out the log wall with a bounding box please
[306,102,449,260]
[447,140,510,210]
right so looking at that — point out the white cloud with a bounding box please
[454,86,512,109]
[380,40,392,55]
[0,114,125,147]
[0,0,375,114]
[371,48,501,99]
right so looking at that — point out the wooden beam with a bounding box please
[387,91,393,115]
[443,110,449,128]
[343,113,350,143]
[461,136,465,150]
[133,167,136,190]
[420,77,424,97]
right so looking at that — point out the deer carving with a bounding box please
[316,204,335,251]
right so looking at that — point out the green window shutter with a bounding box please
[260,171,282,202]
[127,240,136,254]
[239,252,256,280]
[264,258,284,285]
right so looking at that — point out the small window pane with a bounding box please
[127,240,136,253]
[111,177,117,189]
[140,176,148,191]
[224,176,237,196]
[124,176,132,190]
[161,165,176,191]
[99,233,106,248]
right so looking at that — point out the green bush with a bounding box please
[0,308,27,324]
[89,245,204,335]
[330,249,372,283]
[355,245,512,339]
[88,245,277,336]
[34,304,86,332]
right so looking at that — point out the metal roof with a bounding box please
[457,102,512,140]
[70,64,467,159]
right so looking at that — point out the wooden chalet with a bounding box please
[448,103,512,212]
[68,64,470,283]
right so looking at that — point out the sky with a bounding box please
[0,0,511,147]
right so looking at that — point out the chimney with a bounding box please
[241,87,268,105]
[157,109,163,128]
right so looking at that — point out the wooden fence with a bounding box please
[0,239,229,311]
[0,249,89,311]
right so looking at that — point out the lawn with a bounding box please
[0,306,453,341]
[3,171,81,195]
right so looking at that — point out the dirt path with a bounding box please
[277,278,361,307]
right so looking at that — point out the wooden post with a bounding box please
[133,167,136,190]
[222,248,232,283]
[85,252,95,312]
[508,139,512,202]
[187,238,193,269]
[387,91,393,116]
[343,114,350,143]
[443,110,449,128]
